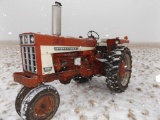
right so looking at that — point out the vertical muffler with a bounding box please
[52,2,62,35]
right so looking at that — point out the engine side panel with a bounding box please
[40,45,95,75]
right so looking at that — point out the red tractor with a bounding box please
[13,2,132,120]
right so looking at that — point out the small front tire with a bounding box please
[15,86,32,116]
[20,84,60,120]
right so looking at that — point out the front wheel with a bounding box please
[20,84,60,120]
[15,86,32,116]
[105,46,132,93]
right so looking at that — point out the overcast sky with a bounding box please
[0,0,160,42]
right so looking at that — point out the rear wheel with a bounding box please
[105,46,132,93]
[20,84,60,120]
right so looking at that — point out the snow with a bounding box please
[156,74,160,83]
[0,41,160,120]
[8,32,12,35]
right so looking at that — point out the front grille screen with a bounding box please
[22,46,37,73]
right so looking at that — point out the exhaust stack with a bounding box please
[52,2,62,35]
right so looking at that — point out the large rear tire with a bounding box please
[105,46,132,93]
[20,84,60,120]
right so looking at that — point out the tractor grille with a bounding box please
[21,46,37,73]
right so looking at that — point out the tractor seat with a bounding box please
[100,38,108,43]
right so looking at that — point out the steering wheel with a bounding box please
[87,30,99,40]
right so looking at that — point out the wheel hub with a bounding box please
[119,54,131,86]
[120,60,126,79]
[34,96,54,118]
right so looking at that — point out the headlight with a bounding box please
[19,34,34,44]
[30,35,34,43]
[24,35,28,44]
[115,40,119,44]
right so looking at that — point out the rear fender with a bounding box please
[107,37,129,53]
[107,37,129,45]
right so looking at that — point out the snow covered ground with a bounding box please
[0,41,160,120]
